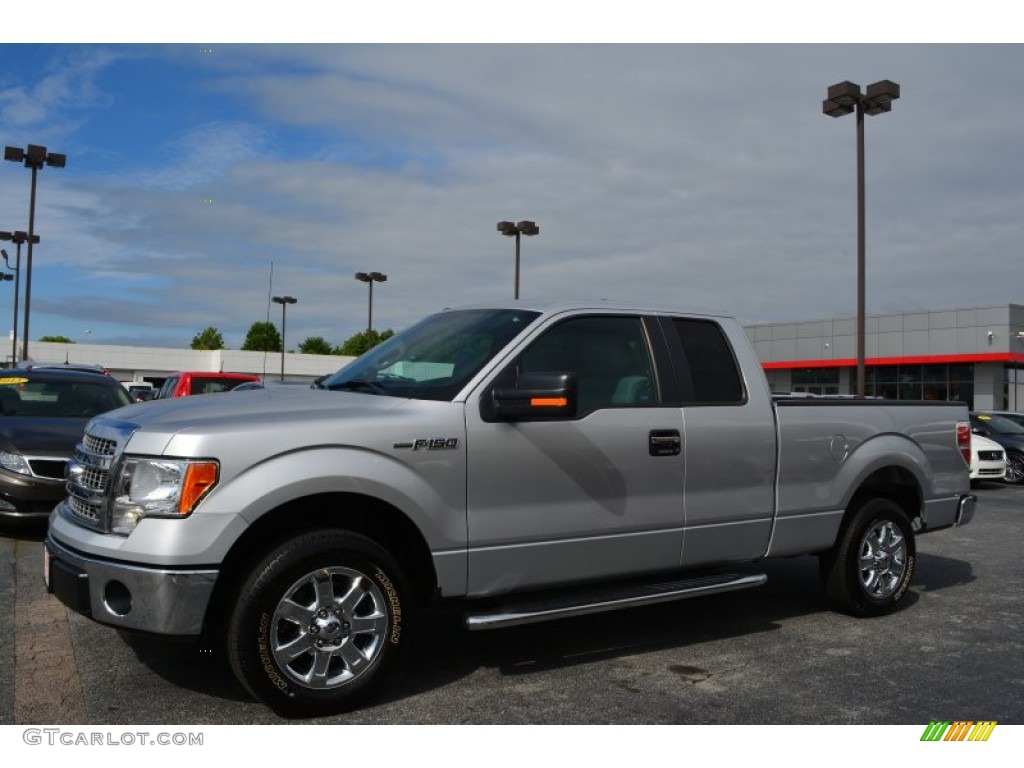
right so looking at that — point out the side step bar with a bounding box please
[465,572,767,631]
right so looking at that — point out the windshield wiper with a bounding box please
[327,379,388,394]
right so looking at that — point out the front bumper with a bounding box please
[44,534,218,637]
[0,469,65,519]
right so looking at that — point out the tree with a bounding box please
[191,327,225,350]
[241,321,282,352]
[298,336,334,355]
[39,335,75,343]
[337,329,394,357]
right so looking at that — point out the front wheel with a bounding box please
[820,498,916,617]
[1004,452,1024,484]
[226,530,411,717]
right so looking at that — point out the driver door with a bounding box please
[463,313,685,597]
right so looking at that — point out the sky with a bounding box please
[0,6,1021,352]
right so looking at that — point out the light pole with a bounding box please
[497,220,539,300]
[0,271,13,363]
[822,80,900,397]
[1,230,39,365]
[271,295,297,381]
[354,272,387,335]
[4,145,66,362]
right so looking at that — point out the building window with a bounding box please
[1004,363,1024,411]
[866,363,974,407]
[792,367,840,396]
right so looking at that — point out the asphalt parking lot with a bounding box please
[1,482,1021,726]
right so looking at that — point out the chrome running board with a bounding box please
[465,572,767,631]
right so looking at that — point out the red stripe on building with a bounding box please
[761,352,1024,370]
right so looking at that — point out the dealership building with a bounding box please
[9,303,1024,411]
[746,303,1024,410]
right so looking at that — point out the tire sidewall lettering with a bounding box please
[374,569,403,645]
[257,611,291,692]
[891,553,915,602]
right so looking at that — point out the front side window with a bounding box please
[497,315,658,415]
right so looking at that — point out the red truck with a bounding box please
[155,371,260,399]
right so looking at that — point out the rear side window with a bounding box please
[670,319,745,404]
[190,378,252,395]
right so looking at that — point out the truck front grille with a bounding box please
[62,420,137,532]
[83,434,117,457]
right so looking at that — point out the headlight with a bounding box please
[111,458,218,535]
[0,450,32,476]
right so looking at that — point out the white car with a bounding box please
[970,433,1007,483]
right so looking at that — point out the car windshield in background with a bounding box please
[0,375,131,418]
[323,309,540,401]
[975,413,1024,435]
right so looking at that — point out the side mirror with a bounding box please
[492,372,577,421]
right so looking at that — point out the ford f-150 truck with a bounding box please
[44,302,976,717]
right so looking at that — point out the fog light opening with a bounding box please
[103,580,133,616]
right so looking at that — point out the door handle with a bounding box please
[649,429,681,456]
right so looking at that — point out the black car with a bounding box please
[970,411,1024,484]
[0,368,132,522]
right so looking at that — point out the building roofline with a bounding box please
[763,352,1024,370]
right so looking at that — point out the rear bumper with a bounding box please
[955,493,977,527]
[920,493,976,532]
[44,534,218,637]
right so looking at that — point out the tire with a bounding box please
[226,530,410,718]
[820,498,916,617]
[1004,452,1024,484]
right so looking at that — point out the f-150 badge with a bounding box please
[393,438,459,450]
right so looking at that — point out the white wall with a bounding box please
[16,341,355,383]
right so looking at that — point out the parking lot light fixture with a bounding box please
[822,81,900,397]
[4,144,66,362]
[271,295,297,381]
[354,271,387,335]
[0,230,39,365]
[497,220,540,300]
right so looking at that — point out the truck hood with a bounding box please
[102,387,407,434]
[92,387,423,456]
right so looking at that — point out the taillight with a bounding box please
[956,421,971,465]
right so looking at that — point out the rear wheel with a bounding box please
[226,530,410,717]
[820,498,916,617]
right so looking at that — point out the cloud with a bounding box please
[6,44,1024,350]
[0,47,119,140]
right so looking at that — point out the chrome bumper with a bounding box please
[44,534,217,636]
[955,493,977,527]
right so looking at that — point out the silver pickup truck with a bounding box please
[44,302,976,717]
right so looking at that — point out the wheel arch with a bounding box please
[206,492,439,633]
[846,464,922,523]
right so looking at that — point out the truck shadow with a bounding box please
[114,551,974,720]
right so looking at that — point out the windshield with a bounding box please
[0,376,132,417]
[976,414,1024,435]
[322,308,540,401]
